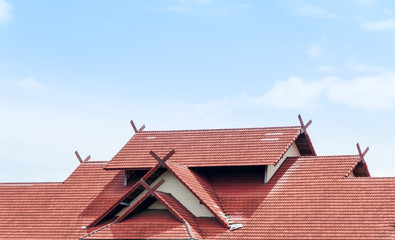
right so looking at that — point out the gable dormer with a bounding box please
[90,150,230,230]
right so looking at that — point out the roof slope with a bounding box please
[203,156,395,240]
[105,126,302,169]
[1,123,394,240]
[0,162,128,239]
[85,209,194,240]
[167,162,229,227]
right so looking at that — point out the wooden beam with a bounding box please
[75,151,90,164]
[150,150,175,168]
[130,120,145,134]
[75,151,83,164]
[83,155,91,162]
[139,179,165,197]
[298,114,312,134]
[130,120,138,133]
[356,143,369,161]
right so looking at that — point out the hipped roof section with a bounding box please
[105,126,312,170]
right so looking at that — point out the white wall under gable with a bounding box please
[116,170,215,217]
[266,142,301,183]
[151,171,215,217]
[148,200,167,209]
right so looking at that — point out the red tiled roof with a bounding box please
[156,191,203,239]
[105,127,302,169]
[166,162,229,227]
[85,210,193,239]
[88,166,160,227]
[0,161,128,239]
[203,156,395,240]
[87,191,204,239]
[1,123,394,240]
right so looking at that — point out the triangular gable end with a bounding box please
[112,180,203,240]
[92,150,230,229]
[166,162,230,227]
[88,165,166,227]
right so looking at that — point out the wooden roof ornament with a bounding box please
[150,150,175,168]
[139,179,165,197]
[115,179,167,223]
[75,151,91,164]
[355,143,371,177]
[298,114,312,134]
[296,114,316,156]
[130,120,145,134]
[356,143,369,162]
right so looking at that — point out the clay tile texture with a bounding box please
[0,121,394,240]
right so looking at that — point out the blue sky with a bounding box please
[1,0,395,182]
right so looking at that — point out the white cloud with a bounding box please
[362,19,395,31]
[352,0,375,5]
[19,77,49,90]
[253,77,332,110]
[306,44,325,59]
[344,61,386,73]
[318,65,337,72]
[291,3,339,19]
[193,0,211,3]
[259,72,395,111]
[175,0,211,4]
[0,0,11,26]
[327,73,395,110]
[170,99,235,119]
[160,6,190,12]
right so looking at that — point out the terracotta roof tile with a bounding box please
[1,125,394,239]
[85,210,193,239]
[0,162,127,239]
[105,127,302,169]
[167,162,229,227]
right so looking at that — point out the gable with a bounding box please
[117,170,214,218]
[265,142,301,183]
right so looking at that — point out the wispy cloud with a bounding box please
[344,61,387,73]
[290,3,339,19]
[327,73,395,110]
[351,0,376,5]
[175,0,212,4]
[0,0,11,26]
[159,6,190,13]
[258,72,395,111]
[306,43,325,59]
[252,77,331,110]
[361,19,395,31]
[19,77,49,90]
[318,65,337,72]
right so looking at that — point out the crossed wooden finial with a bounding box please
[150,150,175,168]
[75,151,91,164]
[356,143,369,162]
[298,114,312,134]
[130,120,145,134]
[139,179,165,197]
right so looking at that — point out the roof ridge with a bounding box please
[287,154,360,159]
[84,161,109,164]
[137,126,301,133]
[0,181,63,185]
[344,176,395,180]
